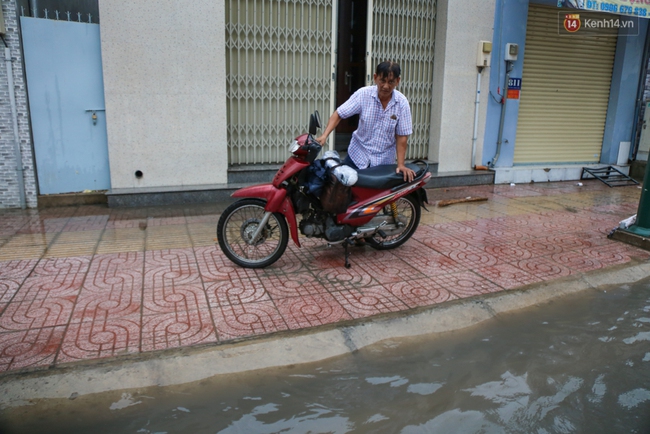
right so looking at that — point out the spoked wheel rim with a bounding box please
[219,201,288,267]
[368,196,420,249]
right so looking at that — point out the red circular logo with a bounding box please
[564,15,581,32]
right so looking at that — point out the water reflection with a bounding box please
[1,280,649,433]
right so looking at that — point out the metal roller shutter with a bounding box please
[514,4,618,164]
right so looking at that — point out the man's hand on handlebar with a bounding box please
[314,135,327,147]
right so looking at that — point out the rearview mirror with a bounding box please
[309,111,322,135]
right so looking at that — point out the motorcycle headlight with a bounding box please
[289,140,300,154]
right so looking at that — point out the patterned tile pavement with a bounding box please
[0,181,648,374]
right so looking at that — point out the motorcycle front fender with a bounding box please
[232,184,301,247]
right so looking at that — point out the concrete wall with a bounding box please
[99,0,228,190]
[429,0,496,173]
[0,0,37,208]
[482,0,529,170]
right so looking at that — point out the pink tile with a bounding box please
[551,251,604,273]
[516,239,565,256]
[260,248,310,274]
[0,296,76,332]
[538,235,593,250]
[513,258,573,281]
[89,251,144,272]
[484,243,533,263]
[275,293,352,329]
[446,246,500,270]
[32,256,91,277]
[144,249,201,288]
[304,248,353,270]
[205,278,269,307]
[12,275,83,301]
[142,284,209,316]
[434,222,501,245]
[84,252,144,293]
[57,316,141,363]
[195,246,260,281]
[212,301,288,340]
[141,308,217,352]
[0,280,21,303]
[332,285,408,319]
[431,271,502,298]
[262,271,328,299]
[485,226,531,241]
[419,233,469,255]
[398,244,465,275]
[314,267,377,292]
[580,244,633,267]
[474,263,540,289]
[0,259,38,280]
[72,286,142,323]
[0,326,65,372]
[350,250,425,283]
[385,279,458,308]
[460,218,505,232]
[572,230,612,246]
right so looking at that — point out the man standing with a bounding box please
[315,61,416,182]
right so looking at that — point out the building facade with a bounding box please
[484,0,649,184]
[2,0,649,208]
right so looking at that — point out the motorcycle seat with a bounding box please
[353,163,425,190]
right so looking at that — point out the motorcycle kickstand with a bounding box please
[343,239,353,269]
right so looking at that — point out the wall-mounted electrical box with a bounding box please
[0,6,6,35]
[476,40,492,67]
[505,43,519,61]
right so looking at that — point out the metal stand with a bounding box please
[343,239,352,268]
[581,166,639,187]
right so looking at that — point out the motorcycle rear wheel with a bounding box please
[217,198,289,268]
[367,195,421,250]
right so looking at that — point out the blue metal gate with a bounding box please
[21,16,110,195]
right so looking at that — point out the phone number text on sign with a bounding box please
[577,0,649,17]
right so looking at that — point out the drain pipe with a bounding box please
[489,60,514,168]
[471,67,484,169]
[4,45,27,209]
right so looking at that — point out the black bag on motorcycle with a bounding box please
[320,172,352,214]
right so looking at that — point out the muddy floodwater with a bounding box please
[2,279,650,433]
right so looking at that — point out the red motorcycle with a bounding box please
[217,111,432,268]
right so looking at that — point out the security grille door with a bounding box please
[225,0,334,165]
[367,0,436,160]
[514,4,618,164]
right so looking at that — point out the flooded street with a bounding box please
[2,279,650,434]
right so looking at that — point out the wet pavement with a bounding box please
[0,180,648,375]
[2,278,649,433]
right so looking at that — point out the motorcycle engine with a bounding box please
[299,211,325,237]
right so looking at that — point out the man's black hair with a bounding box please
[376,61,401,79]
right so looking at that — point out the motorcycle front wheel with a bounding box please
[367,194,421,250]
[217,198,289,268]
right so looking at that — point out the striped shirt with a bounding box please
[337,85,413,169]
